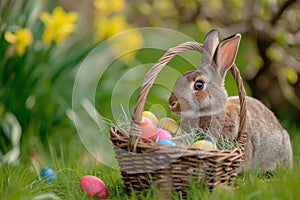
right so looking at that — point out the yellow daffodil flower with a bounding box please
[4,28,33,57]
[94,0,124,15]
[93,0,143,64]
[94,15,128,41]
[40,6,78,44]
[109,29,144,64]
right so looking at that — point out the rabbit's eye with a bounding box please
[194,80,204,90]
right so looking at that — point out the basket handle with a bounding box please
[128,41,247,152]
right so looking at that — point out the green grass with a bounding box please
[0,124,299,200]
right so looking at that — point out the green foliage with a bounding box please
[0,0,299,199]
[0,0,96,156]
[0,125,299,199]
[128,0,300,120]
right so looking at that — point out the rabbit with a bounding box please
[168,29,293,173]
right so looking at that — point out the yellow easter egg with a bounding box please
[192,140,217,150]
[142,111,159,126]
[158,118,180,134]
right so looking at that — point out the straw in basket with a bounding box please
[110,41,247,198]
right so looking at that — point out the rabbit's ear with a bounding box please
[203,29,219,60]
[214,33,241,78]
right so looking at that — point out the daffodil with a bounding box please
[94,15,128,41]
[4,28,33,57]
[40,6,78,44]
[109,29,144,64]
[94,0,124,15]
[92,0,143,63]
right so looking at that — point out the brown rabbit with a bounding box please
[168,29,293,173]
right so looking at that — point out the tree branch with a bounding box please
[270,0,298,25]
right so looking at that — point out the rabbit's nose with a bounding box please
[169,95,178,110]
[169,100,180,113]
[169,93,180,112]
[170,101,178,109]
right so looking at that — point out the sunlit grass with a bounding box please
[0,124,299,199]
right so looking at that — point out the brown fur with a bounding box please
[168,30,293,173]
[195,91,209,102]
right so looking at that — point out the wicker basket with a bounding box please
[110,41,247,198]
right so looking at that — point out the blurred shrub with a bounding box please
[1,0,299,159]
[0,0,90,156]
[126,0,300,122]
[0,0,143,157]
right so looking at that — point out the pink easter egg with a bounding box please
[141,116,153,124]
[141,117,157,142]
[80,175,108,199]
[155,128,172,142]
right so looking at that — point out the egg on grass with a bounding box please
[80,175,108,199]
[40,167,56,182]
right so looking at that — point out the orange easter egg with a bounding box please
[141,117,157,142]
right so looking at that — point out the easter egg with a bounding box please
[192,140,217,150]
[158,118,180,134]
[142,111,159,126]
[40,167,56,182]
[80,175,108,199]
[155,128,172,142]
[203,136,216,144]
[141,117,157,142]
[156,139,176,146]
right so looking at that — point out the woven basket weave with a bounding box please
[110,41,247,198]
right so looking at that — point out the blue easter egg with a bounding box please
[203,136,216,144]
[156,139,176,146]
[40,167,56,182]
